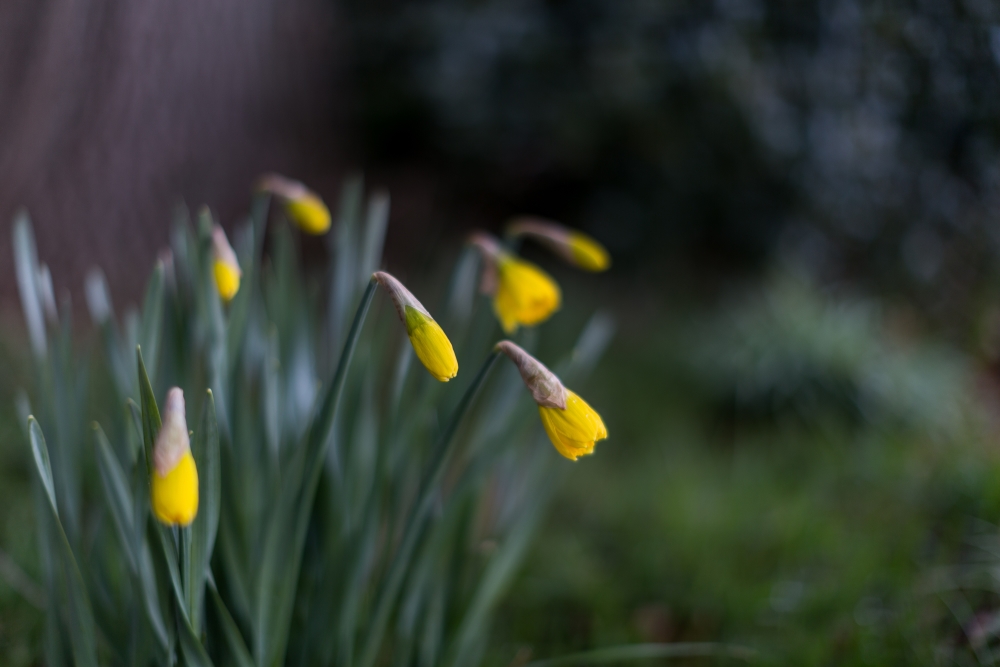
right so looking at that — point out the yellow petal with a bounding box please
[405,307,458,381]
[538,390,607,460]
[567,231,611,272]
[214,259,241,302]
[493,257,561,332]
[151,451,199,526]
[285,195,331,235]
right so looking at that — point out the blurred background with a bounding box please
[5,0,1000,663]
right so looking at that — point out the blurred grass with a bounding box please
[3,273,1000,665]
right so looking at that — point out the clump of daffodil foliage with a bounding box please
[11,175,618,667]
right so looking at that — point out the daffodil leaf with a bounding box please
[447,481,551,667]
[176,605,215,667]
[27,418,99,667]
[256,278,377,667]
[28,417,57,518]
[188,389,220,631]
[207,575,254,667]
[149,518,186,624]
[360,189,390,285]
[225,222,255,369]
[329,174,363,345]
[93,424,135,568]
[125,398,143,465]
[139,262,165,387]
[136,346,161,478]
[12,211,46,358]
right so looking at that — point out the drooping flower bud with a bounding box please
[258,173,331,235]
[469,233,561,334]
[211,225,242,302]
[494,340,566,409]
[495,341,607,460]
[151,388,199,526]
[506,217,610,272]
[374,271,458,382]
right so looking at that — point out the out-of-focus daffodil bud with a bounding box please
[470,233,562,333]
[258,173,331,235]
[374,271,458,382]
[211,225,242,302]
[495,341,607,460]
[506,217,610,272]
[151,388,199,526]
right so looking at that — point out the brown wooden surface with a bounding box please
[0,0,345,311]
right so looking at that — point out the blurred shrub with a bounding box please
[348,0,1000,332]
[692,273,979,440]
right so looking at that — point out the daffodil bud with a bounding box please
[211,225,242,302]
[494,340,566,409]
[374,271,458,382]
[258,173,331,235]
[469,233,562,334]
[151,388,199,526]
[495,341,607,461]
[506,217,610,272]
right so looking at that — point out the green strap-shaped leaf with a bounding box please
[208,575,254,667]
[255,278,378,667]
[139,262,166,385]
[188,390,220,631]
[137,347,161,478]
[447,486,551,667]
[27,418,99,667]
[149,516,214,664]
[12,211,47,358]
[176,608,215,667]
[357,352,501,667]
[150,519,186,623]
[93,424,136,568]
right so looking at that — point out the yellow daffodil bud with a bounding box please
[506,217,610,272]
[211,225,241,302]
[538,391,608,460]
[258,173,331,235]
[374,271,458,381]
[495,341,607,460]
[151,388,199,526]
[470,233,561,333]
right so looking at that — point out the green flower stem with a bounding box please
[358,350,502,667]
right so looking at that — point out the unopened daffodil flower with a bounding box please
[374,271,458,381]
[470,233,561,333]
[506,217,610,272]
[211,225,242,302]
[495,340,607,460]
[151,388,199,526]
[258,173,331,235]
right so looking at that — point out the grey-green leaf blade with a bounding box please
[188,389,220,631]
[27,418,99,667]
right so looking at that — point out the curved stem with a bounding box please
[358,350,501,667]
